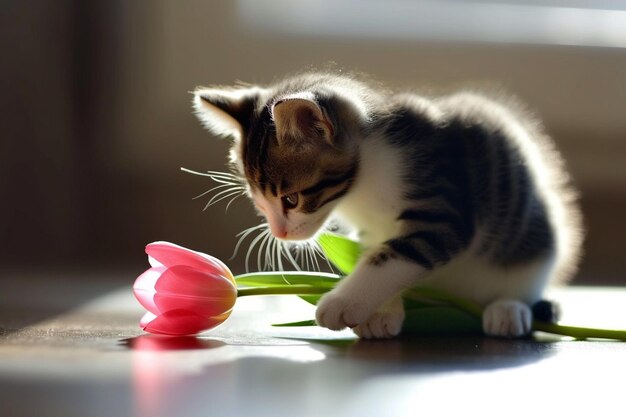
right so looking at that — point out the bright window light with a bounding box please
[237,0,626,48]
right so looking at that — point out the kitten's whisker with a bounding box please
[235,222,268,237]
[205,170,241,179]
[272,236,278,269]
[274,239,285,271]
[207,175,244,187]
[265,234,275,270]
[282,243,302,271]
[205,189,245,210]
[257,229,272,271]
[303,246,310,271]
[192,183,233,200]
[312,240,335,273]
[231,223,268,260]
[276,241,292,284]
[313,247,322,272]
[207,176,241,186]
[182,167,241,183]
[276,239,285,272]
[302,245,311,271]
[263,231,274,271]
[306,244,321,273]
[183,167,246,211]
[245,228,270,272]
[208,187,241,205]
[254,230,267,271]
[207,186,245,203]
[224,193,244,212]
[297,247,305,270]
[256,230,266,271]
[180,167,214,177]
[269,237,277,271]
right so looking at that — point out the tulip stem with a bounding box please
[237,285,330,297]
[530,322,626,340]
[404,287,626,340]
[236,282,626,340]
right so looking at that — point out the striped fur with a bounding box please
[193,71,583,338]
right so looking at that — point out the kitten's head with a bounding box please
[193,75,369,241]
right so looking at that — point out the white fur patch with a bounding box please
[418,245,556,307]
[334,135,406,247]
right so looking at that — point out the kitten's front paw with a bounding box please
[353,309,405,339]
[315,292,370,331]
[483,299,532,338]
[353,296,405,339]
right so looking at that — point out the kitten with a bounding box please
[192,71,582,339]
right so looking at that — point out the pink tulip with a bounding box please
[133,241,237,336]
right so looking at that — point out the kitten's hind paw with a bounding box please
[483,299,532,338]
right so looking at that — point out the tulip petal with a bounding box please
[153,265,237,318]
[148,256,163,268]
[142,309,228,336]
[140,311,158,328]
[133,267,166,314]
[145,242,234,284]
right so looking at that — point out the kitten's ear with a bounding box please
[193,86,264,140]
[271,94,334,146]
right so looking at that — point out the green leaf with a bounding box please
[272,303,481,335]
[317,233,362,275]
[272,319,317,327]
[272,306,482,335]
[299,295,322,305]
[403,306,482,335]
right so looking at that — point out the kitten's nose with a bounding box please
[269,222,288,239]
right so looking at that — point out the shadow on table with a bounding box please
[0,270,134,336]
[346,335,556,371]
[121,335,226,351]
[280,334,557,372]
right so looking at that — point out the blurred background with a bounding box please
[1,0,625,284]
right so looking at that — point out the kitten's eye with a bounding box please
[281,193,299,210]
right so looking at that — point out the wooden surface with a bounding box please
[1,272,625,417]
